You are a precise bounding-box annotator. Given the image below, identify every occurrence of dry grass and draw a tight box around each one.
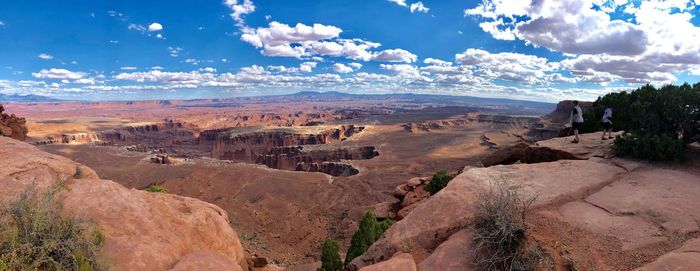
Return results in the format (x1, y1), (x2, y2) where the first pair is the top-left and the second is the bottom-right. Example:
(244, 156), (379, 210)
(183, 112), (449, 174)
(472, 180), (541, 271)
(0, 184), (108, 271)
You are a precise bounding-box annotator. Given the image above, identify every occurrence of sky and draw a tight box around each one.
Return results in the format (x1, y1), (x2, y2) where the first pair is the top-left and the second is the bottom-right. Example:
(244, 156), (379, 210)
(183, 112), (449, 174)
(1, 0), (700, 102)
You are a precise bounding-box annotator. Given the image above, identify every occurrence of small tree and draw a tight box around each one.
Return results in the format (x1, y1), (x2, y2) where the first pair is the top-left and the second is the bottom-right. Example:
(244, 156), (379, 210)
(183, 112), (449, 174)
(425, 170), (454, 195)
(317, 239), (342, 271)
(344, 211), (391, 266)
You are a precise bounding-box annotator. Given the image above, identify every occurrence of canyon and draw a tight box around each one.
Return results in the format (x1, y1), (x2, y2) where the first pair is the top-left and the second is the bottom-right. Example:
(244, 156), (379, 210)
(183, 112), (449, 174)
(2, 92), (697, 270)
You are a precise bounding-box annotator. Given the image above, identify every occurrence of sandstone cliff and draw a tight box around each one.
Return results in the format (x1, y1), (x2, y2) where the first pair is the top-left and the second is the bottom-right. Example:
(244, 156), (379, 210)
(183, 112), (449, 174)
(347, 132), (700, 270)
(0, 137), (247, 271)
(0, 104), (28, 140)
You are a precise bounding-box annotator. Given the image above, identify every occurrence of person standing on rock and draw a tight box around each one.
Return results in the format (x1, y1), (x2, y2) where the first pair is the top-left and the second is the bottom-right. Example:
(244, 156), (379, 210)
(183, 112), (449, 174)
(601, 106), (613, 140)
(570, 101), (584, 143)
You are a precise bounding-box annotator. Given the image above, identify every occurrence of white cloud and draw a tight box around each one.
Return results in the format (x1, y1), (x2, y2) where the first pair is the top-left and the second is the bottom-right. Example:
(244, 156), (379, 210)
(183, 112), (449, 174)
(423, 58), (452, 66)
(38, 54), (54, 60)
(332, 63), (354, 73)
(349, 62), (363, 69)
(455, 48), (564, 85)
(167, 46), (183, 57)
(223, 0), (256, 27)
(268, 62), (317, 73)
(200, 67), (217, 73)
(388, 0), (407, 7)
(241, 21), (342, 49)
(372, 49), (417, 63)
(128, 23), (147, 33)
(120, 66), (138, 70)
(148, 22), (163, 32)
(465, 0), (647, 55)
(410, 2), (430, 13)
(32, 68), (86, 80)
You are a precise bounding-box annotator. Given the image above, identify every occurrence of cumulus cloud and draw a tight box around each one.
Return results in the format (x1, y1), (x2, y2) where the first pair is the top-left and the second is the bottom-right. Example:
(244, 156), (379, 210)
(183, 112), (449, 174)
(332, 63), (354, 73)
(268, 62), (318, 73)
(410, 2), (429, 13)
(38, 53), (54, 60)
(465, 0), (647, 56)
(148, 22), (163, 32)
(32, 68), (86, 80)
(465, 0), (700, 84)
(349, 62), (363, 69)
(372, 49), (418, 63)
(239, 21), (417, 62)
(455, 48), (565, 85)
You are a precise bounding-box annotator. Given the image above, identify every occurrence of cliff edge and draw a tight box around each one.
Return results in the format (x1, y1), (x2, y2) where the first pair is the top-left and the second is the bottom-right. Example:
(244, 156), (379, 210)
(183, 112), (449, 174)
(348, 132), (700, 270)
(0, 136), (247, 271)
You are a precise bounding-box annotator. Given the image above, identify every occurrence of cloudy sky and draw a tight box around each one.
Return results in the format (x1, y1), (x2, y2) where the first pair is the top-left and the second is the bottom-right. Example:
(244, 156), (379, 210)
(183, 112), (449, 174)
(1, 0), (699, 102)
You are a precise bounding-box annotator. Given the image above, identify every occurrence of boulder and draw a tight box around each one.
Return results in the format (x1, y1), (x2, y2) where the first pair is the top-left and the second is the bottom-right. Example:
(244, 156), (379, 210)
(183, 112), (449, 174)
(535, 131), (620, 160)
(0, 137), (247, 271)
(349, 172), (485, 269)
(417, 230), (474, 271)
(358, 253), (417, 271)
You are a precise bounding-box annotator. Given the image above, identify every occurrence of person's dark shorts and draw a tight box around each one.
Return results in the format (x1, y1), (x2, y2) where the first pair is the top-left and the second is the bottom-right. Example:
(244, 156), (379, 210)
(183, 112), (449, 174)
(601, 122), (612, 130)
(572, 122), (583, 130)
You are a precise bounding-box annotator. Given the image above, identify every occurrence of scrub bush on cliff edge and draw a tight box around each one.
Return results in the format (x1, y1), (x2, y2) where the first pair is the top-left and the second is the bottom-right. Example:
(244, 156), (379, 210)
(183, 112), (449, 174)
(0, 184), (108, 271)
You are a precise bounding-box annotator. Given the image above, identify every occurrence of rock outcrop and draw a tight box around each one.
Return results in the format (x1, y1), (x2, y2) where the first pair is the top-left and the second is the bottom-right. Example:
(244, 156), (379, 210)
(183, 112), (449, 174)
(349, 132), (700, 270)
(0, 137), (247, 271)
(0, 104), (28, 140)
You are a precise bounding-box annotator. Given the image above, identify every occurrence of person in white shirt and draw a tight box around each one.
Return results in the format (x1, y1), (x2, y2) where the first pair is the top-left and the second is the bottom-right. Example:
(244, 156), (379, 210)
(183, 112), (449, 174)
(570, 101), (584, 143)
(601, 107), (613, 140)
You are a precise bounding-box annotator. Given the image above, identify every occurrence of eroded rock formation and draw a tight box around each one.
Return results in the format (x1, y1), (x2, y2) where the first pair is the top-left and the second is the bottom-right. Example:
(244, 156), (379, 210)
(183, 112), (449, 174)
(0, 104), (28, 140)
(0, 137), (248, 270)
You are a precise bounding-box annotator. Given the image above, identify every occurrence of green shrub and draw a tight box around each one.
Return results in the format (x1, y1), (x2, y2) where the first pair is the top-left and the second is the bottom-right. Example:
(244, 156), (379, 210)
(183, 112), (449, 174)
(344, 211), (392, 266)
(581, 83), (700, 161)
(614, 133), (686, 161)
(0, 185), (108, 270)
(472, 181), (539, 271)
(317, 239), (342, 271)
(425, 170), (454, 195)
(145, 185), (168, 193)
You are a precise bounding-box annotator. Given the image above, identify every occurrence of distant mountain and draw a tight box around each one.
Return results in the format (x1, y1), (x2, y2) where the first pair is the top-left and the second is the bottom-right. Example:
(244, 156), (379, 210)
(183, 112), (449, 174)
(0, 94), (61, 102)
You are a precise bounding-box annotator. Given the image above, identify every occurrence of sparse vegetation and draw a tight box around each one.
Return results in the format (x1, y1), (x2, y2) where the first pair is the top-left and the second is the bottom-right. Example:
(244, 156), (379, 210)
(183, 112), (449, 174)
(343, 210), (391, 266)
(425, 170), (454, 195)
(145, 184), (168, 193)
(0, 185), (107, 270)
(581, 83), (700, 161)
(317, 239), (342, 271)
(472, 181), (540, 271)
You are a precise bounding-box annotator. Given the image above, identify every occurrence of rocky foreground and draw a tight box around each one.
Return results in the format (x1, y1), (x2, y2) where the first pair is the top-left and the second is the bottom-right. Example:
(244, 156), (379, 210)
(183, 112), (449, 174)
(2, 127), (699, 270)
(0, 136), (247, 271)
(345, 132), (700, 270)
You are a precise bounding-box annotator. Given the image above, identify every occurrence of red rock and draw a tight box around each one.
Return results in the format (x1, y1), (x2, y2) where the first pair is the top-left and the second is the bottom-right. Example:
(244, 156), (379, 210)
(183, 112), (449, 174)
(400, 186), (430, 208)
(394, 183), (410, 197)
(0, 137), (247, 271)
(0, 105), (28, 141)
(417, 230), (474, 271)
(359, 253), (417, 271)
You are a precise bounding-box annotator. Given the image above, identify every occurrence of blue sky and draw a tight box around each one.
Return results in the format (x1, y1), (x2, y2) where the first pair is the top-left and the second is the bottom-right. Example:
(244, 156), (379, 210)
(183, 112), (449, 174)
(1, 0), (699, 102)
